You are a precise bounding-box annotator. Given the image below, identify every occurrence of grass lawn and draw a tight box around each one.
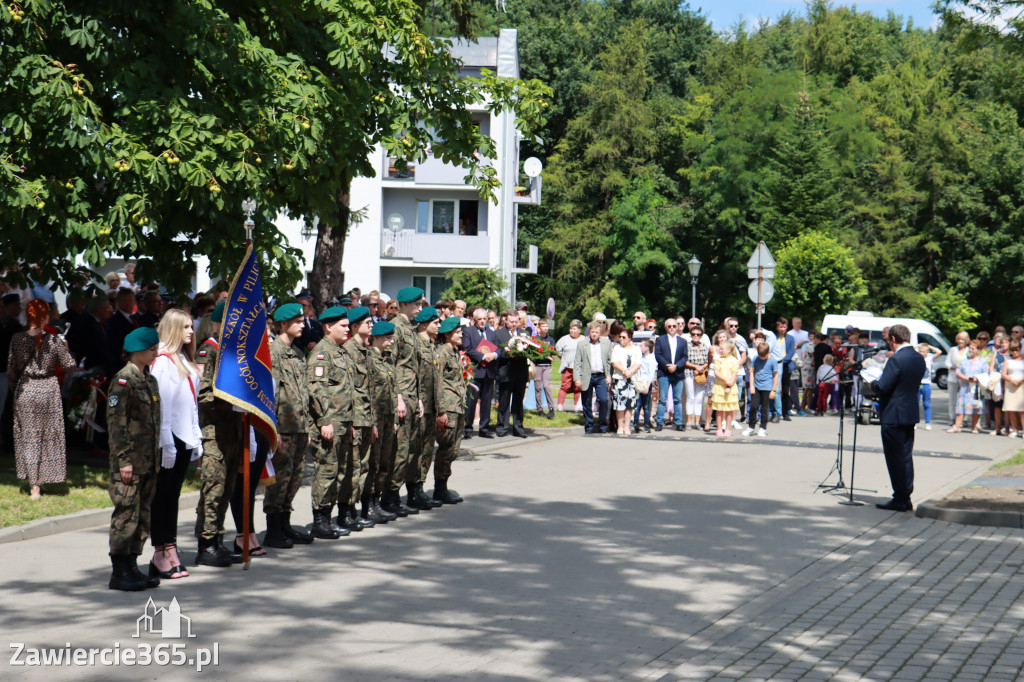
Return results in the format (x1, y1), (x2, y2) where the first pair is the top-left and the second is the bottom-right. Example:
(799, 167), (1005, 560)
(991, 448), (1024, 470)
(0, 454), (201, 528)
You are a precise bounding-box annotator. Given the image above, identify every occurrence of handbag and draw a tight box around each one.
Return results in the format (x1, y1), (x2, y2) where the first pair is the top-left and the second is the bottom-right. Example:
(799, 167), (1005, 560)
(694, 369), (708, 385)
(971, 382), (984, 411)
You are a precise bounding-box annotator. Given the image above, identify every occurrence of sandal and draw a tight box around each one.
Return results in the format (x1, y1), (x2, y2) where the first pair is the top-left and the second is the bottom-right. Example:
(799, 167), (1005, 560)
(971, 428), (980, 434)
(234, 539), (267, 557)
(945, 426), (961, 433)
(165, 543), (189, 578)
(716, 429), (724, 437)
(724, 430), (732, 437)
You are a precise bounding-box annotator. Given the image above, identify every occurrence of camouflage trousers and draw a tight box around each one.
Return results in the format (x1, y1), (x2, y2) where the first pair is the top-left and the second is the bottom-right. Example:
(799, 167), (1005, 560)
(310, 423), (350, 511)
(195, 416), (244, 541)
(262, 432), (308, 514)
(417, 411), (438, 484)
(109, 471), (156, 555)
(392, 411), (420, 492)
(372, 415), (397, 497)
(434, 413), (464, 481)
(340, 425), (372, 507)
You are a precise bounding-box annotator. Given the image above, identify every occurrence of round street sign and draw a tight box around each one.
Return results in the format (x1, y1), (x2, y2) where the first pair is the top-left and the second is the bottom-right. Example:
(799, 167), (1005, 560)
(546, 298), (556, 320)
(748, 279), (774, 304)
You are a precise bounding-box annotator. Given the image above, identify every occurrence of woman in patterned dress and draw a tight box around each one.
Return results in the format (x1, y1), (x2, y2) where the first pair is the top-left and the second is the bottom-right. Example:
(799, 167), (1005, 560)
(6, 299), (77, 499)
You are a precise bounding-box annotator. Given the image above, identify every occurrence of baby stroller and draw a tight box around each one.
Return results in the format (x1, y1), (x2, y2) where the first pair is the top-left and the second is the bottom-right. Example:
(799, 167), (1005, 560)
(857, 375), (881, 425)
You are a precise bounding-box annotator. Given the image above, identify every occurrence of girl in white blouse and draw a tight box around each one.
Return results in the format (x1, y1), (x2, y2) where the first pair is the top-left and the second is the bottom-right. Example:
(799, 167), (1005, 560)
(149, 309), (202, 580)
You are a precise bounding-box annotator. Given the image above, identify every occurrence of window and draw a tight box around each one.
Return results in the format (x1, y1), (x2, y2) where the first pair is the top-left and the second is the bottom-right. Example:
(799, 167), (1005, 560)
(412, 276), (427, 293)
(416, 201), (429, 234)
(430, 277), (452, 302)
(459, 200), (479, 235)
(432, 201), (455, 233)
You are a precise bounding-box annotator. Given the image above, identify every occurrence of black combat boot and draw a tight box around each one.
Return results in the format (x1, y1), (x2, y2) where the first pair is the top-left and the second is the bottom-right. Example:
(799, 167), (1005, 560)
(337, 506), (363, 532)
(407, 483), (434, 511)
(129, 555), (161, 588)
(195, 536), (234, 567)
(262, 513), (294, 549)
(381, 489), (414, 516)
(282, 512), (314, 544)
(109, 555), (147, 591)
(362, 495), (388, 524)
(433, 479), (464, 505)
(417, 482), (442, 508)
(311, 509), (346, 539)
(373, 493), (397, 522)
(350, 504), (375, 529)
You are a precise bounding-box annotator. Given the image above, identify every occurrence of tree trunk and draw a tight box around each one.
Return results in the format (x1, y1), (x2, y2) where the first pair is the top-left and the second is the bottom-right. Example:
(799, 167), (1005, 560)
(309, 182), (351, 314)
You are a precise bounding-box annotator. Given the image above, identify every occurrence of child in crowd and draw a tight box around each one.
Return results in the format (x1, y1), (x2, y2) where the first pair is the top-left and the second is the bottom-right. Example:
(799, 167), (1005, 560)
(917, 342), (943, 431)
(744, 342), (778, 437)
(816, 354), (839, 415)
(632, 338), (657, 433)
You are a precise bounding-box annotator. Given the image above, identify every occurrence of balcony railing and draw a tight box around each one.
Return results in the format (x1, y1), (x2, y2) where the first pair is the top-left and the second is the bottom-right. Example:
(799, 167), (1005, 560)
(380, 230), (414, 259)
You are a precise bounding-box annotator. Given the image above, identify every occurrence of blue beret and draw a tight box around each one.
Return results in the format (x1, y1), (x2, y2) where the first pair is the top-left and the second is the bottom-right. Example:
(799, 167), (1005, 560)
(211, 300), (226, 323)
(124, 327), (159, 353)
(396, 286), (424, 304)
(272, 302), (304, 322)
(412, 307), (439, 324)
(438, 317), (461, 335)
(371, 321), (395, 337)
(348, 306), (371, 325)
(319, 306), (348, 324)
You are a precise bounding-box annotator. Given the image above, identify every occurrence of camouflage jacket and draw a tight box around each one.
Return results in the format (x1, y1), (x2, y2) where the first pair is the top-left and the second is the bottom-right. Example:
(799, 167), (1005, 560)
(196, 338), (238, 431)
(307, 337), (353, 428)
(438, 344), (466, 415)
(392, 315), (420, 404)
(271, 337), (311, 434)
(342, 336), (376, 427)
(369, 346), (397, 419)
(416, 333), (443, 414)
(106, 362), (160, 474)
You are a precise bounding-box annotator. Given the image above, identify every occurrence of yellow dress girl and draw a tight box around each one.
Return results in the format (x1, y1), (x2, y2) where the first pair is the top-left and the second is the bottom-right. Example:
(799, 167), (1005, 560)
(711, 339), (740, 436)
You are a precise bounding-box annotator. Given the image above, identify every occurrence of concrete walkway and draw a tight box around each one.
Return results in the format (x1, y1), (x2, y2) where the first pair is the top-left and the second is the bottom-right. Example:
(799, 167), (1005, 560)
(1, 404), (1022, 680)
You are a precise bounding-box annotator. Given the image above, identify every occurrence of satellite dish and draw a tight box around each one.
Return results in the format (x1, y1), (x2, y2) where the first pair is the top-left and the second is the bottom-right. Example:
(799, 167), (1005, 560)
(386, 213), (405, 232)
(523, 157), (543, 178)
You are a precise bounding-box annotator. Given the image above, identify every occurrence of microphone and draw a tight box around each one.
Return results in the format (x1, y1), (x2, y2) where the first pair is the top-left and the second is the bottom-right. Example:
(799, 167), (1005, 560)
(840, 343), (868, 348)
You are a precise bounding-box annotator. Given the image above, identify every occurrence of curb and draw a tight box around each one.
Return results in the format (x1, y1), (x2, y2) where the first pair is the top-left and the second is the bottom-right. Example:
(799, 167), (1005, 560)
(915, 503), (1024, 529)
(0, 491), (201, 545)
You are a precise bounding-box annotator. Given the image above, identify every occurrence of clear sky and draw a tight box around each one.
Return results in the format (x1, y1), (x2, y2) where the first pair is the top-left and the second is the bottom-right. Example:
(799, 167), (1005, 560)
(695, 0), (941, 31)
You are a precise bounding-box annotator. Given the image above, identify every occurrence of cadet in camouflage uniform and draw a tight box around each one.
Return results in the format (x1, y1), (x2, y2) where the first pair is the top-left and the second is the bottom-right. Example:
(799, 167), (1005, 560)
(368, 321), (399, 521)
(434, 316), (466, 504)
(262, 302), (314, 549)
(106, 327), (162, 591)
(381, 286), (424, 516)
(194, 300), (244, 567)
(306, 307), (354, 539)
(338, 306), (377, 532)
(410, 307), (443, 510)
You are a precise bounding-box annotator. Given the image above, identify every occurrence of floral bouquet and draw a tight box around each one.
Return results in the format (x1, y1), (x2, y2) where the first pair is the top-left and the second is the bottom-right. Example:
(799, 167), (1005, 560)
(458, 350), (478, 395)
(504, 334), (559, 362)
(64, 367), (108, 443)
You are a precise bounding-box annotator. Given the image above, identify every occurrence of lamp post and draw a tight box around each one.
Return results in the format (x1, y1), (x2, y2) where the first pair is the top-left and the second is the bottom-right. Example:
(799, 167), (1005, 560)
(687, 256), (701, 321)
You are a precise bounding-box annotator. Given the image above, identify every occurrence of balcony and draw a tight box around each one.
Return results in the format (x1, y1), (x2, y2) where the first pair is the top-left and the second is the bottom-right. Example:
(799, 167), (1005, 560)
(384, 153), (488, 187)
(380, 230), (490, 266)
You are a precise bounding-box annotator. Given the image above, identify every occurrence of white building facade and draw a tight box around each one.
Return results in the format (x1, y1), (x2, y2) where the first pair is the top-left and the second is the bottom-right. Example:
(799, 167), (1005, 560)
(276, 28), (540, 303)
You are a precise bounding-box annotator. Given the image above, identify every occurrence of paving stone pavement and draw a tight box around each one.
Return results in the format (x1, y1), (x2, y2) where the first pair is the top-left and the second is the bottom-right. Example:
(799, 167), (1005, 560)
(2, 402), (1023, 681)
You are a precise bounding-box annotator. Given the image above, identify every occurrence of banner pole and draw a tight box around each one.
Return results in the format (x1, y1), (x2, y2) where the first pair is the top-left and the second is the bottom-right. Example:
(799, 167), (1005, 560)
(241, 199), (255, 570)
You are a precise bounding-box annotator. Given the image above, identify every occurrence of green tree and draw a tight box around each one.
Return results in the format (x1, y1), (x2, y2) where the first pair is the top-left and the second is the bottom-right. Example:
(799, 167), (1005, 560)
(908, 284), (980, 337)
(773, 231), (867, 322)
(0, 0), (548, 306)
(442, 267), (507, 313)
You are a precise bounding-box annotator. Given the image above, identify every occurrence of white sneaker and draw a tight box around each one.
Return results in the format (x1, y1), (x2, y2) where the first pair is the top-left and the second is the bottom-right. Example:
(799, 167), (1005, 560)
(742, 427), (753, 437)
(732, 419), (741, 429)
(924, 424), (932, 431)
(757, 428), (767, 437)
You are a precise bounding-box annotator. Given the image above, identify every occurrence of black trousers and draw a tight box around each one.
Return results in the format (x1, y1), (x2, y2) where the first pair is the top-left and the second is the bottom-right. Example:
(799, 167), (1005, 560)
(230, 432), (270, 535)
(496, 380), (525, 435)
(881, 423), (915, 503)
(465, 377), (494, 434)
(748, 389), (771, 430)
(780, 367), (792, 416)
(151, 435), (194, 546)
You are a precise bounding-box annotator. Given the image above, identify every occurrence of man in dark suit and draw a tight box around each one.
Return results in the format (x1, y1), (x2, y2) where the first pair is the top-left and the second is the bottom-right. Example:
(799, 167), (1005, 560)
(132, 289), (163, 328)
(77, 295), (117, 375)
(296, 294), (323, 352)
(494, 309), (529, 438)
(462, 308), (499, 438)
(869, 323), (927, 511)
(654, 318), (688, 431)
(106, 287), (139, 363)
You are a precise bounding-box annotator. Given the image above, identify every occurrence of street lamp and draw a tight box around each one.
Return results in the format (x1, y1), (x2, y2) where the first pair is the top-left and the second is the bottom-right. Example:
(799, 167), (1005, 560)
(687, 256), (701, 320)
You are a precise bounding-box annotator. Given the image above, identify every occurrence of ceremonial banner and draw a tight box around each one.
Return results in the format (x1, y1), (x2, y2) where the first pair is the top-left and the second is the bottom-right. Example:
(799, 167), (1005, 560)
(213, 244), (278, 444)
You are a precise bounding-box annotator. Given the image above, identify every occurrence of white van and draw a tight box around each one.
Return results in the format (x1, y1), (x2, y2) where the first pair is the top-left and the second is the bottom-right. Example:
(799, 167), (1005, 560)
(820, 311), (953, 389)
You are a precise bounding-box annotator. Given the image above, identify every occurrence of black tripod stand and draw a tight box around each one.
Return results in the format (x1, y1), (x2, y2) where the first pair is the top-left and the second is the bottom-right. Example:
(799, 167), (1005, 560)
(816, 354), (879, 505)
